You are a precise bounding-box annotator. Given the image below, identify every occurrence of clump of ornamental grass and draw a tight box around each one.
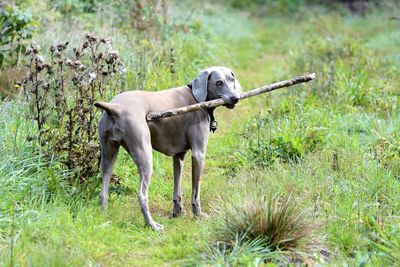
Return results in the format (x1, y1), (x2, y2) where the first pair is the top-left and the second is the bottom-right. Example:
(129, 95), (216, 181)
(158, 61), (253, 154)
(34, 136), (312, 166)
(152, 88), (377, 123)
(18, 34), (125, 184)
(211, 194), (321, 263)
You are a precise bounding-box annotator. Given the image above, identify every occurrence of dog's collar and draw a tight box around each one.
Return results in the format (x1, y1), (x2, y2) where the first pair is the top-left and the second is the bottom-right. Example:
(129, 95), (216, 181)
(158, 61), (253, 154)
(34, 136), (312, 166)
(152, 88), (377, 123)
(187, 84), (217, 133)
(207, 108), (217, 133)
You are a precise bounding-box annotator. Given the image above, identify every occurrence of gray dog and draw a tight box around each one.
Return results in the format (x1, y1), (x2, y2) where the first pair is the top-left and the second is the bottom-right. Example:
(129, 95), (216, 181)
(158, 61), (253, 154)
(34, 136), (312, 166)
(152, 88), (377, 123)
(95, 66), (242, 231)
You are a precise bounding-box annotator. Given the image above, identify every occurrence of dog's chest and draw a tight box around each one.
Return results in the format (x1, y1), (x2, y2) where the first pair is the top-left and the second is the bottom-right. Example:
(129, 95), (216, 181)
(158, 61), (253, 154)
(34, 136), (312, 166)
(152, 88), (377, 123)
(147, 111), (209, 156)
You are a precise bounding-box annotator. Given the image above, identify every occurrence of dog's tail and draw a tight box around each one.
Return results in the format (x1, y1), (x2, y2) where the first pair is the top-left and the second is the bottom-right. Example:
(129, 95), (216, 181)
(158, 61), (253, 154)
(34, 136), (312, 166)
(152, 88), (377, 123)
(94, 101), (121, 117)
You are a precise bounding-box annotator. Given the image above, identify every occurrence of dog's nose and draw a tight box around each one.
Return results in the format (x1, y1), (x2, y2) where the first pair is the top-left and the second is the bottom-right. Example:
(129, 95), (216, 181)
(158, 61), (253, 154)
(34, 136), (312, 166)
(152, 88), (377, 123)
(231, 96), (239, 104)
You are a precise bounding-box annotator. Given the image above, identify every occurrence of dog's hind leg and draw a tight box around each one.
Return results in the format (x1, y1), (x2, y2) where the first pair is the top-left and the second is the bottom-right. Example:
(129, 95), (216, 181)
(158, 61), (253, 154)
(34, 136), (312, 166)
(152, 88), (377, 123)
(123, 121), (163, 231)
(99, 138), (120, 210)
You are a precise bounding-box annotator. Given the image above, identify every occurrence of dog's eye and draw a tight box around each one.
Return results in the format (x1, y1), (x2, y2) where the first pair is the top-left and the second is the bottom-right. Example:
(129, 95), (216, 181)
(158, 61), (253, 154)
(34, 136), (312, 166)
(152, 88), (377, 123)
(216, 81), (223, 86)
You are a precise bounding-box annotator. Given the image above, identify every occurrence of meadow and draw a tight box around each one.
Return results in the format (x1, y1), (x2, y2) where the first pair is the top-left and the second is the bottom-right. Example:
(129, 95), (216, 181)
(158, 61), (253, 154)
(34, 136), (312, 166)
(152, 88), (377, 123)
(1, 1), (400, 266)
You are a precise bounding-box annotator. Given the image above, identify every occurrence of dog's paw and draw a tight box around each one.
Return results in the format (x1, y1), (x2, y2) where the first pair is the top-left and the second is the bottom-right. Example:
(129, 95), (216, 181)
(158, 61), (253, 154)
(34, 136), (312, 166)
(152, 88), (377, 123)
(148, 221), (164, 232)
(171, 206), (186, 218)
(196, 212), (209, 219)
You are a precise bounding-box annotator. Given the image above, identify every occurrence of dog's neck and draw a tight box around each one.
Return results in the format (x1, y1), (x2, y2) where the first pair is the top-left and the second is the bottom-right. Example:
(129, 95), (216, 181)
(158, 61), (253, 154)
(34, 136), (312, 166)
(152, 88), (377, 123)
(186, 84), (217, 133)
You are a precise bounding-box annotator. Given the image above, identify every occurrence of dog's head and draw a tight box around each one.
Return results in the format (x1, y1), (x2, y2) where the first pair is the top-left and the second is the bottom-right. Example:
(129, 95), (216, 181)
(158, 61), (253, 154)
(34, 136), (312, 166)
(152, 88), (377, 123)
(189, 66), (242, 109)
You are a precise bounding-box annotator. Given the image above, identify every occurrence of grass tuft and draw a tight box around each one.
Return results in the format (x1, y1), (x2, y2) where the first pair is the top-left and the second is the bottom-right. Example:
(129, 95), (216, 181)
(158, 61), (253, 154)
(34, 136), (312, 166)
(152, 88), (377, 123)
(214, 194), (319, 252)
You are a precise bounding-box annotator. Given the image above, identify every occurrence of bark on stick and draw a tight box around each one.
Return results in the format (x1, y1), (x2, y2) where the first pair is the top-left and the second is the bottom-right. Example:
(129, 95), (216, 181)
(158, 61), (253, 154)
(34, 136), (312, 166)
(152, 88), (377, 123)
(146, 73), (316, 121)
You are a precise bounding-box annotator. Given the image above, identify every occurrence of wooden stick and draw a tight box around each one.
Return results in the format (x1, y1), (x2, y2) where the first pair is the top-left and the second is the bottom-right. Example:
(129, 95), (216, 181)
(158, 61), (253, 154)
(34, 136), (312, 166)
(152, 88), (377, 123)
(146, 73), (316, 121)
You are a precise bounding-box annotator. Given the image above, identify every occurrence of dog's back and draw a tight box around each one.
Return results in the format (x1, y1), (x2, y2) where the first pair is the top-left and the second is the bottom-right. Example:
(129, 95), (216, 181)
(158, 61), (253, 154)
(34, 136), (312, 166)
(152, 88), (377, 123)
(96, 86), (210, 156)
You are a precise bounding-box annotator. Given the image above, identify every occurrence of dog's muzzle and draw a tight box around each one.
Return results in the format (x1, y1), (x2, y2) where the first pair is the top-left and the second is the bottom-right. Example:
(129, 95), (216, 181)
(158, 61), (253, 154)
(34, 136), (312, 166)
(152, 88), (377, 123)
(221, 95), (239, 109)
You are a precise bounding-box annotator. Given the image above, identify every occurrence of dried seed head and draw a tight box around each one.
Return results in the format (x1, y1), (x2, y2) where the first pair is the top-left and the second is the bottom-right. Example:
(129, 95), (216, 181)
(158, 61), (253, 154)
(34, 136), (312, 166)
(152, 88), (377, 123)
(64, 58), (73, 67)
(82, 41), (90, 49)
(25, 48), (33, 56)
(72, 60), (82, 67)
(73, 47), (81, 58)
(30, 41), (41, 54)
(36, 64), (45, 72)
(77, 63), (86, 72)
(53, 50), (62, 58)
(117, 62), (126, 74)
(56, 41), (69, 52)
(72, 74), (84, 86)
(36, 55), (44, 64)
(100, 37), (112, 44)
(88, 72), (97, 83)
(106, 50), (118, 64)
(85, 33), (97, 43)
(49, 44), (56, 53)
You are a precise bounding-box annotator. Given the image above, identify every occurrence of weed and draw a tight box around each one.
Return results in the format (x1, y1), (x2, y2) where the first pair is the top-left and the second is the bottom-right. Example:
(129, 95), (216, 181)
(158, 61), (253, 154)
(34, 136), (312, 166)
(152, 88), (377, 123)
(19, 34), (125, 180)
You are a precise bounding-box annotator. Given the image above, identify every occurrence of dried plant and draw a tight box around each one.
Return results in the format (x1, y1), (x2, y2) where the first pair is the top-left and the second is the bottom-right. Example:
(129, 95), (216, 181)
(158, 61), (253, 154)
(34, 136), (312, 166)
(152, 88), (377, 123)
(19, 34), (126, 180)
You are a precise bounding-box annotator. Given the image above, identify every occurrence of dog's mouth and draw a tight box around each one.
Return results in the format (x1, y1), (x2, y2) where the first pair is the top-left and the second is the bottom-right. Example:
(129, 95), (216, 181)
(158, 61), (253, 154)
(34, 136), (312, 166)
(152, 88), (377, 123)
(220, 96), (237, 109)
(225, 103), (236, 109)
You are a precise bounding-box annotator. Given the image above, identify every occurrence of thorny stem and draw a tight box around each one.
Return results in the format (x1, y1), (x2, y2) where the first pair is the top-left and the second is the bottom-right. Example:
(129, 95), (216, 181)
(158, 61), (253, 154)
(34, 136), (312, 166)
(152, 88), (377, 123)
(68, 108), (73, 154)
(33, 60), (42, 142)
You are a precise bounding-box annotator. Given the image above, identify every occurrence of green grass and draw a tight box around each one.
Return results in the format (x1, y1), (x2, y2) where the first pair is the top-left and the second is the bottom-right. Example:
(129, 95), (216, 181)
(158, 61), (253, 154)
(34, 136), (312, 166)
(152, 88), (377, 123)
(1, 1), (400, 266)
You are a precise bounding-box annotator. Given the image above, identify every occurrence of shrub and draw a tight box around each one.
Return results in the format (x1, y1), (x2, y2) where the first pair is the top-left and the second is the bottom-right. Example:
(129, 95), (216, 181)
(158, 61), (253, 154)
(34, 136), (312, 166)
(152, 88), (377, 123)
(19, 34), (125, 181)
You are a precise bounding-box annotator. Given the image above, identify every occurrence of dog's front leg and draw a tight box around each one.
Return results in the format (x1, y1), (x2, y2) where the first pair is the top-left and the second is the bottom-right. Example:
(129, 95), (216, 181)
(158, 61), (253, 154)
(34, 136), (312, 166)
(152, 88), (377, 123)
(191, 150), (205, 217)
(172, 152), (187, 217)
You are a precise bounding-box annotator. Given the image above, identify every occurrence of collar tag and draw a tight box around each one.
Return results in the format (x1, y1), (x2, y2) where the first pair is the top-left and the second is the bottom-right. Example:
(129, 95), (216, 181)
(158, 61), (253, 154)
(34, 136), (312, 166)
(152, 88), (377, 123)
(210, 120), (218, 133)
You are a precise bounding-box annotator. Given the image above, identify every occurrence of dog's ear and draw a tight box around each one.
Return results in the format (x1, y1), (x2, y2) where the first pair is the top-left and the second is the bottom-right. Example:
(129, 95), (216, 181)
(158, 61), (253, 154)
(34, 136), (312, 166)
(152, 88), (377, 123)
(231, 71), (243, 94)
(190, 70), (210, 103)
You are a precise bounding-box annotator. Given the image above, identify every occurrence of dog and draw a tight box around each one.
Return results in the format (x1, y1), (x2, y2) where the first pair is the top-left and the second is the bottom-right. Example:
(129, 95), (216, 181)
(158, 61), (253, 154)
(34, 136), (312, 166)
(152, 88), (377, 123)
(94, 66), (242, 231)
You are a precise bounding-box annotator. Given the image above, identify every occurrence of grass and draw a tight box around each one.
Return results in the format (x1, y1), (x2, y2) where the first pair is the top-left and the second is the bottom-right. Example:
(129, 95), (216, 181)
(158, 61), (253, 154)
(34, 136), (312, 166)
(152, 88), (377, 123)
(1, 1), (400, 266)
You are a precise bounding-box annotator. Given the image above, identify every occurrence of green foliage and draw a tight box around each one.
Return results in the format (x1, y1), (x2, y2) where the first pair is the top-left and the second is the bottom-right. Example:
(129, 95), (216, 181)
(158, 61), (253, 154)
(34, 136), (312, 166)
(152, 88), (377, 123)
(49, 0), (101, 14)
(238, 109), (325, 167)
(0, 4), (35, 68)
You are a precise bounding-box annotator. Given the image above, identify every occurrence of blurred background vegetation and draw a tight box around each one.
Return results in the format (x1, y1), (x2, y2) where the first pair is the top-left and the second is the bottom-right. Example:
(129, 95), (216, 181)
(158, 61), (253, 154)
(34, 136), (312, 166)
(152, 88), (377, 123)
(1, 0), (400, 266)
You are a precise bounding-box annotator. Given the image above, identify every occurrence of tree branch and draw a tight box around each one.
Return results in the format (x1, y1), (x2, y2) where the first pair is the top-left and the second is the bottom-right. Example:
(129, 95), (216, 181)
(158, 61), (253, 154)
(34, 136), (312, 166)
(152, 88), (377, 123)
(146, 73), (316, 121)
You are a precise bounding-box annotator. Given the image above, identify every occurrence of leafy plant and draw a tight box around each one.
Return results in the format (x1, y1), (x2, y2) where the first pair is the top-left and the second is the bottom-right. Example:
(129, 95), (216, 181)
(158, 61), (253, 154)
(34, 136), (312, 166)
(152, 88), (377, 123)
(19, 34), (126, 180)
(0, 4), (35, 68)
